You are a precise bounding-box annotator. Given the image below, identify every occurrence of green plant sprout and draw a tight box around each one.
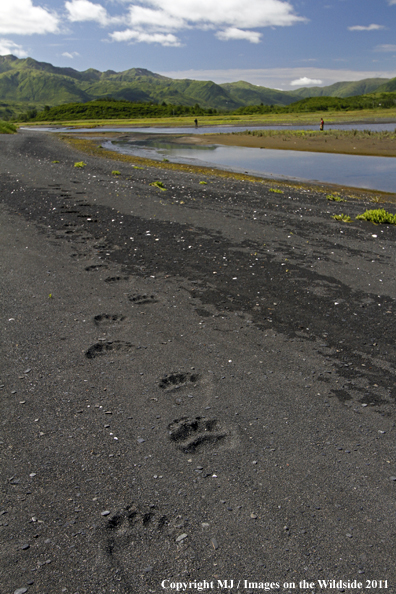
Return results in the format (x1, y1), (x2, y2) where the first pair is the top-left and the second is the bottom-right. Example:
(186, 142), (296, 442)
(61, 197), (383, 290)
(332, 214), (352, 222)
(269, 188), (284, 194)
(149, 181), (167, 191)
(112, 170), (121, 175)
(51, 160), (60, 163)
(74, 161), (86, 168)
(327, 194), (346, 202)
(199, 181), (207, 184)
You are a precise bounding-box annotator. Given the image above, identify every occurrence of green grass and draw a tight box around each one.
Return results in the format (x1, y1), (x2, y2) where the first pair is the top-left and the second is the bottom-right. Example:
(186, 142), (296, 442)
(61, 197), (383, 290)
(0, 121), (17, 134)
(111, 170), (121, 175)
(332, 214), (352, 222)
(356, 208), (396, 224)
(269, 188), (284, 194)
(74, 161), (87, 168)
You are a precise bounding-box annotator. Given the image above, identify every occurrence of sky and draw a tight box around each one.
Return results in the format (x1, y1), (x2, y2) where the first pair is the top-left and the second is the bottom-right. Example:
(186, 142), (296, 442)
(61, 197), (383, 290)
(1, 0), (396, 90)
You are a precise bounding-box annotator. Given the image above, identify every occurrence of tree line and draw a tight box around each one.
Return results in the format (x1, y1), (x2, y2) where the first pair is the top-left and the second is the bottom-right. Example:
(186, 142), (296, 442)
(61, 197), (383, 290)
(14, 91), (396, 122)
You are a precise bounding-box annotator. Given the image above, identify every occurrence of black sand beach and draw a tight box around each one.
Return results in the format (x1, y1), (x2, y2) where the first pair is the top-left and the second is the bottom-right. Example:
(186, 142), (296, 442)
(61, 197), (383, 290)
(1, 129), (396, 594)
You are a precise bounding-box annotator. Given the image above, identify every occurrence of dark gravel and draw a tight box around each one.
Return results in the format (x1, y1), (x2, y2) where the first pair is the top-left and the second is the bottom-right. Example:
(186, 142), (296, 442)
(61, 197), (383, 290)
(1, 129), (395, 593)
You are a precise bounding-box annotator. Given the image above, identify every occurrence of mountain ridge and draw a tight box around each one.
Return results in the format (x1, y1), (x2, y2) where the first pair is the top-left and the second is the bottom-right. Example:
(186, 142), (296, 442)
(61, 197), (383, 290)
(0, 55), (393, 118)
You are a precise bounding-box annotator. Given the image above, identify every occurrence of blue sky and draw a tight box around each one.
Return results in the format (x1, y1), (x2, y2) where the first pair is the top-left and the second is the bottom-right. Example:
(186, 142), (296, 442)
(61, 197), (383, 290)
(1, 0), (396, 89)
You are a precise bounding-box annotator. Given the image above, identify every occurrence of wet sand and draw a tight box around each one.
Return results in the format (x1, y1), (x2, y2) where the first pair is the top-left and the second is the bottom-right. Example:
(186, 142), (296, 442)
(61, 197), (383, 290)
(193, 131), (396, 157)
(1, 129), (396, 593)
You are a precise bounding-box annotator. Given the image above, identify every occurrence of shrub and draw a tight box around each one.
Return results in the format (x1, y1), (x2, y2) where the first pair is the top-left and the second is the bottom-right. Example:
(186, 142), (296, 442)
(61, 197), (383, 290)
(0, 121), (17, 134)
(356, 209), (396, 225)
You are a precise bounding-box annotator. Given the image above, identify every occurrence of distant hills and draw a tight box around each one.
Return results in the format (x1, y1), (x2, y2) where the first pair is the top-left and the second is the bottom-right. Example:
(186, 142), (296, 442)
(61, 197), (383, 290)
(0, 54), (395, 120)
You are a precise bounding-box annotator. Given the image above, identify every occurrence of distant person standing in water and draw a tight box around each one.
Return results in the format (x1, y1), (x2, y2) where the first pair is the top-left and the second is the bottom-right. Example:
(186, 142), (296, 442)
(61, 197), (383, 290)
(194, 119), (198, 128)
(320, 118), (324, 131)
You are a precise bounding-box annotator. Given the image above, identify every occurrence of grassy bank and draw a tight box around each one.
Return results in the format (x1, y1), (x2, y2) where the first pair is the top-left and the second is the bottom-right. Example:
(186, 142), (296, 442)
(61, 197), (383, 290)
(21, 107), (396, 130)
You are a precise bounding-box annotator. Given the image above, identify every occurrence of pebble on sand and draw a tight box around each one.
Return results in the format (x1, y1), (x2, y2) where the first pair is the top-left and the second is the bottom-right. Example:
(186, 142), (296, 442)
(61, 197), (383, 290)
(211, 537), (219, 550)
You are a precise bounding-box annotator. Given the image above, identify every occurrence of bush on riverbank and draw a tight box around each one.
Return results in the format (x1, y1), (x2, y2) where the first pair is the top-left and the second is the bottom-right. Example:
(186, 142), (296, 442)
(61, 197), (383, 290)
(0, 121), (17, 133)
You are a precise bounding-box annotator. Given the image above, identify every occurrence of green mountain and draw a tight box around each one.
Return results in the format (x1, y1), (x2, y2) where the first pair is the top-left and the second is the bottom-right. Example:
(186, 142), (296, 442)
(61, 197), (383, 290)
(0, 55), (241, 111)
(288, 78), (389, 99)
(374, 77), (396, 93)
(0, 55), (392, 119)
(220, 81), (297, 106)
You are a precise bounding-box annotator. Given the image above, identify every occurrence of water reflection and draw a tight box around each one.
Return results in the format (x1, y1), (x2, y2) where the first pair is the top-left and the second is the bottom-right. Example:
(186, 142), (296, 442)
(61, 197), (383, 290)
(105, 137), (396, 192)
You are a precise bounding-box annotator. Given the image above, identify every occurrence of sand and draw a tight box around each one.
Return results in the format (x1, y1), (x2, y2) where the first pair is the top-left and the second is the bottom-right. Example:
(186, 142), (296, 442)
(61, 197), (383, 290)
(1, 129), (396, 593)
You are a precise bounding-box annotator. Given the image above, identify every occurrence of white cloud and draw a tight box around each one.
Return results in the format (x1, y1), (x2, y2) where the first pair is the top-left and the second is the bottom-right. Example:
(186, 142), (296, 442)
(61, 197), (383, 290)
(109, 0), (306, 46)
(143, 0), (305, 28)
(348, 24), (385, 31)
(216, 28), (261, 43)
(0, 38), (28, 57)
(387, 0), (396, 4)
(62, 51), (80, 58)
(290, 76), (323, 86)
(127, 6), (185, 30)
(0, 0), (59, 35)
(110, 29), (181, 46)
(375, 44), (396, 52)
(65, 0), (110, 25)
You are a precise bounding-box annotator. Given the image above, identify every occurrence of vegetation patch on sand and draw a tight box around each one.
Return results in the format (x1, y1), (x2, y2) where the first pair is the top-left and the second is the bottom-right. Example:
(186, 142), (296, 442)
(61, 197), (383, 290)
(0, 121), (17, 134)
(356, 208), (396, 224)
(332, 214), (353, 222)
(149, 181), (167, 190)
(327, 194), (346, 202)
(331, 208), (396, 224)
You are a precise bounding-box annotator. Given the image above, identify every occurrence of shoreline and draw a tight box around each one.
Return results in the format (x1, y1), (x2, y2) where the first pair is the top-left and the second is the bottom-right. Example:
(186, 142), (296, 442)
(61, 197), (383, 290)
(60, 133), (396, 202)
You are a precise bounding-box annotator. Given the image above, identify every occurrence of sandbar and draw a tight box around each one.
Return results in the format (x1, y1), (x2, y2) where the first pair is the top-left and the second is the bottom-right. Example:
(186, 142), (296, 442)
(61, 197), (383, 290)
(192, 130), (396, 157)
